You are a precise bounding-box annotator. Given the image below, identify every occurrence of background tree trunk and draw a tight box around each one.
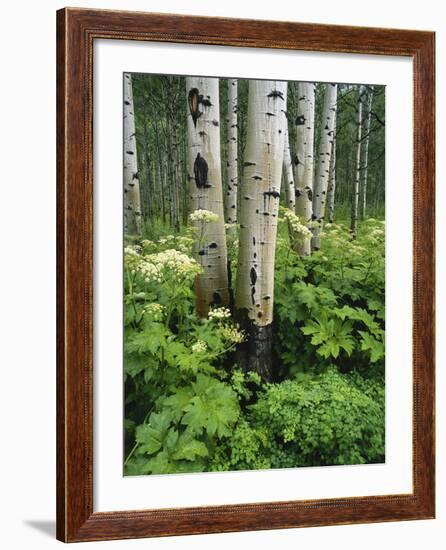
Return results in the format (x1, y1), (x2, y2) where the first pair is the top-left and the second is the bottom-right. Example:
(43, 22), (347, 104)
(327, 119), (337, 223)
(361, 86), (374, 220)
(294, 82), (316, 256)
(123, 73), (142, 235)
(235, 80), (287, 381)
(351, 87), (363, 237)
(186, 77), (230, 317)
(225, 79), (238, 231)
(312, 83), (338, 250)
(283, 119), (295, 211)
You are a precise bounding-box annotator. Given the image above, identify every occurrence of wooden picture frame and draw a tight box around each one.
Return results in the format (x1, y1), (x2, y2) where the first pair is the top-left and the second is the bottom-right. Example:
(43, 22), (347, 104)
(56, 7), (435, 542)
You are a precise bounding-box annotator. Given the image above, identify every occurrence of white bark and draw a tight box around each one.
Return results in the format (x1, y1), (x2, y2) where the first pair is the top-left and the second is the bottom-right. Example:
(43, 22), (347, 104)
(294, 82), (316, 256)
(186, 77), (229, 316)
(351, 86), (363, 237)
(235, 80), (287, 328)
(327, 115), (337, 224)
(225, 79), (238, 228)
(312, 83), (338, 250)
(361, 87), (374, 220)
(283, 120), (295, 211)
(123, 73), (142, 234)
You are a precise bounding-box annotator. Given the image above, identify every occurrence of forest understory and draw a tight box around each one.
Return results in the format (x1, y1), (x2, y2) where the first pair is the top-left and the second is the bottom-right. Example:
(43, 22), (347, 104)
(124, 214), (385, 474)
(123, 75), (385, 475)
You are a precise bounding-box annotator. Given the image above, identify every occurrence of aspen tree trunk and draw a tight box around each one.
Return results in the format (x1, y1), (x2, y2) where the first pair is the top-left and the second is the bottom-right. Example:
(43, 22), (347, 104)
(141, 87), (152, 220)
(327, 119), (337, 223)
(123, 73), (142, 235)
(225, 79), (238, 231)
(163, 160), (168, 224)
(186, 77), (229, 317)
(154, 117), (166, 224)
(235, 80), (287, 381)
(294, 82), (316, 256)
(167, 128), (175, 229)
(312, 83), (338, 250)
(351, 86), (363, 237)
(283, 120), (295, 211)
(361, 87), (374, 220)
(172, 119), (180, 231)
(182, 138), (189, 225)
(174, 125), (182, 230)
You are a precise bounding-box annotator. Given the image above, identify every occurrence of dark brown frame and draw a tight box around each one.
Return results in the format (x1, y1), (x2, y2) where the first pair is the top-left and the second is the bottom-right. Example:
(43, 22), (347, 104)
(56, 7), (435, 542)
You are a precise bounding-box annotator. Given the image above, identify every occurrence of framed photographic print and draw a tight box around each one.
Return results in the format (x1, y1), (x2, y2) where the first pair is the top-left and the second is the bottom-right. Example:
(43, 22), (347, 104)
(56, 7), (435, 542)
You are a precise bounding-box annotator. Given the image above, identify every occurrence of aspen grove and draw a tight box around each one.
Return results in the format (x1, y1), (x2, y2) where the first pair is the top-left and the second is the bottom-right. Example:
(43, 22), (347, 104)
(124, 74), (386, 476)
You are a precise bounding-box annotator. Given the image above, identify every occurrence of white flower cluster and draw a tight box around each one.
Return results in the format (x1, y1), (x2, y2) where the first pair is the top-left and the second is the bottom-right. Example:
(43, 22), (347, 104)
(124, 245), (140, 256)
(155, 235), (194, 253)
(153, 248), (199, 270)
(138, 259), (163, 283)
(220, 325), (246, 344)
(125, 247), (201, 284)
(189, 209), (219, 223)
(208, 307), (231, 321)
(282, 210), (313, 239)
(143, 302), (165, 321)
(176, 238), (194, 253)
(191, 340), (207, 353)
(146, 249), (201, 283)
(124, 245), (143, 271)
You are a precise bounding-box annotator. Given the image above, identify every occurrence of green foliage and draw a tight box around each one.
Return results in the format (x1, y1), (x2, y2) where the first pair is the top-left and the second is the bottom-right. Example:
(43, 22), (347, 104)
(274, 218), (385, 376)
(301, 315), (355, 359)
(212, 368), (384, 470)
(123, 240), (246, 475)
(124, 219), (385, 475)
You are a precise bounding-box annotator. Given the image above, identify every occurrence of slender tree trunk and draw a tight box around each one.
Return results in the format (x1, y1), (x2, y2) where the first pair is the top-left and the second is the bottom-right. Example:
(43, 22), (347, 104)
(327, 118), (337, 224)
(163, 159), (168, 225)
(312, 83), (338, 250)
(123, 73), (142, 234)
(283, 119), (295, 211)
(294, 82), (316, 256)
(174, 129), (182, 231)
(351, 86), (363, 237)
(152, 161), (158, 219)
(167, 126), (175, 229)
(186, 77), (229, 317)
(235, 80), (287, 381)
(182, 137), (189, 225)
(361, 87), (374, 220)
(153, 117), (166, 224)
(225, 79), (238, 231)
(171, 119), (181, 232)
(141, 88), (152, 220)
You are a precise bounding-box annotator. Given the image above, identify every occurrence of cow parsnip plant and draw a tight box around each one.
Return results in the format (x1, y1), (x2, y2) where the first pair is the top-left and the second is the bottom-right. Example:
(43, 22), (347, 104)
(124, 218), (385, 475)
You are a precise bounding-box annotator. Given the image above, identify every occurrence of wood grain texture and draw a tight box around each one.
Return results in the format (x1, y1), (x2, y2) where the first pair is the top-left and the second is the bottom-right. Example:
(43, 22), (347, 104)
(56, 7), (435, 542)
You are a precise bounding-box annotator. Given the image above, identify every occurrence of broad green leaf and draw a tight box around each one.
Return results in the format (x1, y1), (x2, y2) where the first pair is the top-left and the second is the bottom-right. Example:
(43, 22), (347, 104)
(358, 331), (385, 362)
(163, 387), (194, 421)
(181, 376), (240, 438)
(171, 432), (209, 461)
(135, 411), (172, 455)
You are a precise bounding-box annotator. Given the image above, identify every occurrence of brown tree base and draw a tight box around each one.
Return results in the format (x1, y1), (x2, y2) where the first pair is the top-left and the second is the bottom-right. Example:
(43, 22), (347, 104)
(236, 310), (274, 382)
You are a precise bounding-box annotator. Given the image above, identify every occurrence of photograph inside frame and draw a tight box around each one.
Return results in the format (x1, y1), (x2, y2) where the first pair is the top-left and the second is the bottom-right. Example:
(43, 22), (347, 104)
(123, 73), (386, 476)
